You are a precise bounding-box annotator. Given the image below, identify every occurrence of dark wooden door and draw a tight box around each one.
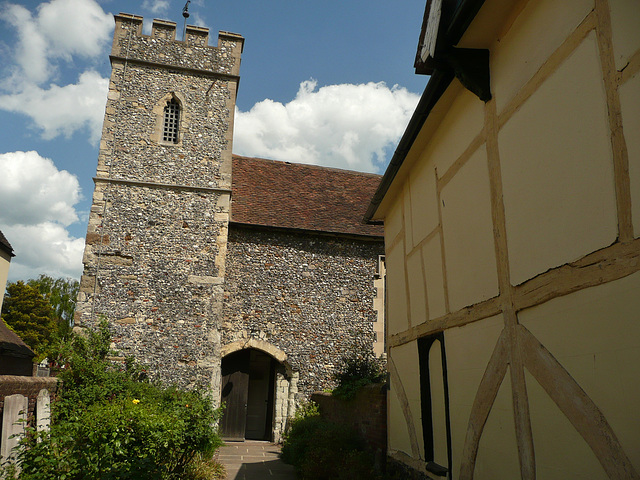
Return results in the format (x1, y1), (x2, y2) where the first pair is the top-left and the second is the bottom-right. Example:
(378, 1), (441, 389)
(220, 350), (250, 440)
(245, 351), (273, 439)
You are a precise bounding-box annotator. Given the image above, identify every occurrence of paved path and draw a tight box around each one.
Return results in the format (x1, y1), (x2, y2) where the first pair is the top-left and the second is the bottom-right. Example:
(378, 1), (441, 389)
(217, 441), (297, 480)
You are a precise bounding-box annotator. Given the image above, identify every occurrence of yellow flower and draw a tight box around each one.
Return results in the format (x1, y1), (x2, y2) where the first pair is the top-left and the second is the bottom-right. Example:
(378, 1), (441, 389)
(132, 399), (140, 404)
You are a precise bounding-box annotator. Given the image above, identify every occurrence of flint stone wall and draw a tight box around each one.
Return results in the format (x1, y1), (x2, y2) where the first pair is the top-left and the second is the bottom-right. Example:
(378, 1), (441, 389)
(77, 184), (228, 388)
(98, 64), (234, 188)
(222, 226), (384, 397)
(76, 14), (242, 392)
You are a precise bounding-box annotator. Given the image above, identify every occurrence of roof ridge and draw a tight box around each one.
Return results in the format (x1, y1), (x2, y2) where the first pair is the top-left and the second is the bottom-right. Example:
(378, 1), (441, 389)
(231, 154), (383, 178)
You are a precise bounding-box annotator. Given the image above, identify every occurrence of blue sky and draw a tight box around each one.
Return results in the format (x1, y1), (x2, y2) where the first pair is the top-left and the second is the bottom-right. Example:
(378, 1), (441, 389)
(0, 0), (428, 282)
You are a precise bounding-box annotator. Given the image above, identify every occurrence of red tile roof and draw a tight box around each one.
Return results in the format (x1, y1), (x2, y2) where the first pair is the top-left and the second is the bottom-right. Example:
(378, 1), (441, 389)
(231, 155), (384, 237)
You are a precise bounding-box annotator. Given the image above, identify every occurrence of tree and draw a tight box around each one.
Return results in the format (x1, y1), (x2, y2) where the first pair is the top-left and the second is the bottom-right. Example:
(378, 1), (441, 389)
(27, 274), (79, 323)
(1, 281), (57, 359)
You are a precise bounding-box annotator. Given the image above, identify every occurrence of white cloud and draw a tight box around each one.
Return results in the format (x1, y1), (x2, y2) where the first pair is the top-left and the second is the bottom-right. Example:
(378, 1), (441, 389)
(0, 151), (81, 226)
(2, 223), (85, 282)
(0, 0), (111, 142)
(0, 4), (50, 85)
(0, 71), (108, 143)
(0, 151), (84, 281)
(142, 0), (170, 15)
(0, 0), (112, 86)
(37, 0), (113, 60)
(233, 80), (420, 173)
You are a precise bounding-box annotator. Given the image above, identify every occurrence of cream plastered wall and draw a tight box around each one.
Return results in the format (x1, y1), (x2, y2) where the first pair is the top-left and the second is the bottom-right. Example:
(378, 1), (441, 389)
(382, 0), (640, 478)
(388, 340), (424, 460)
(519, 271), (640, 476)
(445, 315), (505, 477)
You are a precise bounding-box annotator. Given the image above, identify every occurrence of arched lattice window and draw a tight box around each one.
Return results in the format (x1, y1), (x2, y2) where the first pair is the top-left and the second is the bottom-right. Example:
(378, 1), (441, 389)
(162, 98), (180, 143)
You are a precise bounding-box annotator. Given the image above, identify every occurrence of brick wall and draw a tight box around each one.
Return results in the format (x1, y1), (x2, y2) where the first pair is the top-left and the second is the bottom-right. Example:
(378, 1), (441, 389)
(0, 376), (60, 423)
(311, 383), (387, 464)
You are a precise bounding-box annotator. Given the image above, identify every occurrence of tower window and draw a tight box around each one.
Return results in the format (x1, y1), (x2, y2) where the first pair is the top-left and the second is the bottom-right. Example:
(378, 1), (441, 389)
(163, 98), (180, 143)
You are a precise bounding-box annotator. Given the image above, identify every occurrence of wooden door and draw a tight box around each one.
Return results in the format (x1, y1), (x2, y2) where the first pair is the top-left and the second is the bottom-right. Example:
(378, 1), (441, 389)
(245, 351), (273, 439)
(220, 350), (250, 440)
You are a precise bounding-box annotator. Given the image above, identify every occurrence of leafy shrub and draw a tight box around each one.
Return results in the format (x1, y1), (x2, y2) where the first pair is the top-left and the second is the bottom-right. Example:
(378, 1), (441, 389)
(281, 402), (381, 480)
(332, 346), (386, 400)
(280, 401), (322, 466)
(6, 321), (224, 480)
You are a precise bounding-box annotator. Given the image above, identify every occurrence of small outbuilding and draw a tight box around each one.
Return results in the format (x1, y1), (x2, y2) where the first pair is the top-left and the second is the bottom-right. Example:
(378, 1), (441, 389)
(0, 229), (35, 376)
(0, 320), (35, 376)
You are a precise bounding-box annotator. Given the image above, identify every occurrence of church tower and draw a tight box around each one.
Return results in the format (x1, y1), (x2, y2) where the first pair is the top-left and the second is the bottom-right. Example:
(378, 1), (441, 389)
(76, 13), (244, 391)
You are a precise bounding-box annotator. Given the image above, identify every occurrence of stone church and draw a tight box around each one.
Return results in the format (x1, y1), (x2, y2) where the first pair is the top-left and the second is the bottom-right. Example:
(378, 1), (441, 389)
(75, 13), (384, 442)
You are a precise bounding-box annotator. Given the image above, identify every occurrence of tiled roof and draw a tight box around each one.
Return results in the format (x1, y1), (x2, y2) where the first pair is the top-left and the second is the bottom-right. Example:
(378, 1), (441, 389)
(0, 229), (14, 256)
(0, 320), (35, 358)
(231, 155), (384, 237)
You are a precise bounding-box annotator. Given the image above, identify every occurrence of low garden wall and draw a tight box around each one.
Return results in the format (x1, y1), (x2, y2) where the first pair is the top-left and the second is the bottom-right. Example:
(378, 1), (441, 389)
(0, 376), (59, 464)
(311, 382), (387, 466)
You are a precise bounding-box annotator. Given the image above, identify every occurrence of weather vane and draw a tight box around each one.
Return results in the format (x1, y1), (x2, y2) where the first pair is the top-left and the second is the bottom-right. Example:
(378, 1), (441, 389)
(182, 1), (190, 40)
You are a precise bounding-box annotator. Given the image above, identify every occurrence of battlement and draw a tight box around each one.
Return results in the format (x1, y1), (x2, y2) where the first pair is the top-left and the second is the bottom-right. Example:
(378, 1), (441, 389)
(111, 13), (244, 76)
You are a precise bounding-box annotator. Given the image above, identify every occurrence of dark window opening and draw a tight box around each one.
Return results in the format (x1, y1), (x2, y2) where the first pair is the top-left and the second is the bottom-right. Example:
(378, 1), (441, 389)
(163, 98), (180, 143)
(418, 333), (453, 478)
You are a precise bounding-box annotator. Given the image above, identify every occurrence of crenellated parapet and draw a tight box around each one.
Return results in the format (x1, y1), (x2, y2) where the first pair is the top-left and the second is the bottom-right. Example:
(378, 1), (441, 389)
(111, 13), (244, 77)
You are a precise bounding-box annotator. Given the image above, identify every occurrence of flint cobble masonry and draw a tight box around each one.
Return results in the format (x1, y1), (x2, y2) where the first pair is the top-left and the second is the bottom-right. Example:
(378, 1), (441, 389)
(76, 14), (243, 393)
(80, 185), (227, 388)
(222, 227), (384, 396)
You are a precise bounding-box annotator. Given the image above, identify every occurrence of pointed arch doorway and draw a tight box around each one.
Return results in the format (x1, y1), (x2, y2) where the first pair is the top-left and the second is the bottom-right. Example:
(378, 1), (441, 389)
(220, 348), (277, 441)
(220, 341), (297, 442)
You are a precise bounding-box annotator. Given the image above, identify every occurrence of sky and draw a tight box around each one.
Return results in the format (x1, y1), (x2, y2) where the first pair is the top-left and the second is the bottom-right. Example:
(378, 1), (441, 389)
(0, 0), (428, 282)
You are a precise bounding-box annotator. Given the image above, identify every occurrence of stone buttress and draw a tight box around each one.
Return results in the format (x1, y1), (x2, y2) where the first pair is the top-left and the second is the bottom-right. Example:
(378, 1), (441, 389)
(75, 13), (244, 393)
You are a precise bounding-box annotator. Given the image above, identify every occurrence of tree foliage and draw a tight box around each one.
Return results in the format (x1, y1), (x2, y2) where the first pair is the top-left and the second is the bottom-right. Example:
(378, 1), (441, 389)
(1, 281), (57, 359)
(27, 274), (79, 338)
(1, 275), (79, 359)
(27, 275), (78, 324)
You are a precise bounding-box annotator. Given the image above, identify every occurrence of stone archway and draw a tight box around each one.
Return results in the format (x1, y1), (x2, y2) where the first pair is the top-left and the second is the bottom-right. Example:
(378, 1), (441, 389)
(220, 341), (298, 442)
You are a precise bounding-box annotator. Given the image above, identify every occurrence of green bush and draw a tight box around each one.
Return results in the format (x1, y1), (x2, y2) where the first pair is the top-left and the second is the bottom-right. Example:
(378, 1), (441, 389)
(5, 321), (224, 480)
(281, 402), (381, 480)
(280, 402), (322, 466)
(332, 346), (386, 400)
